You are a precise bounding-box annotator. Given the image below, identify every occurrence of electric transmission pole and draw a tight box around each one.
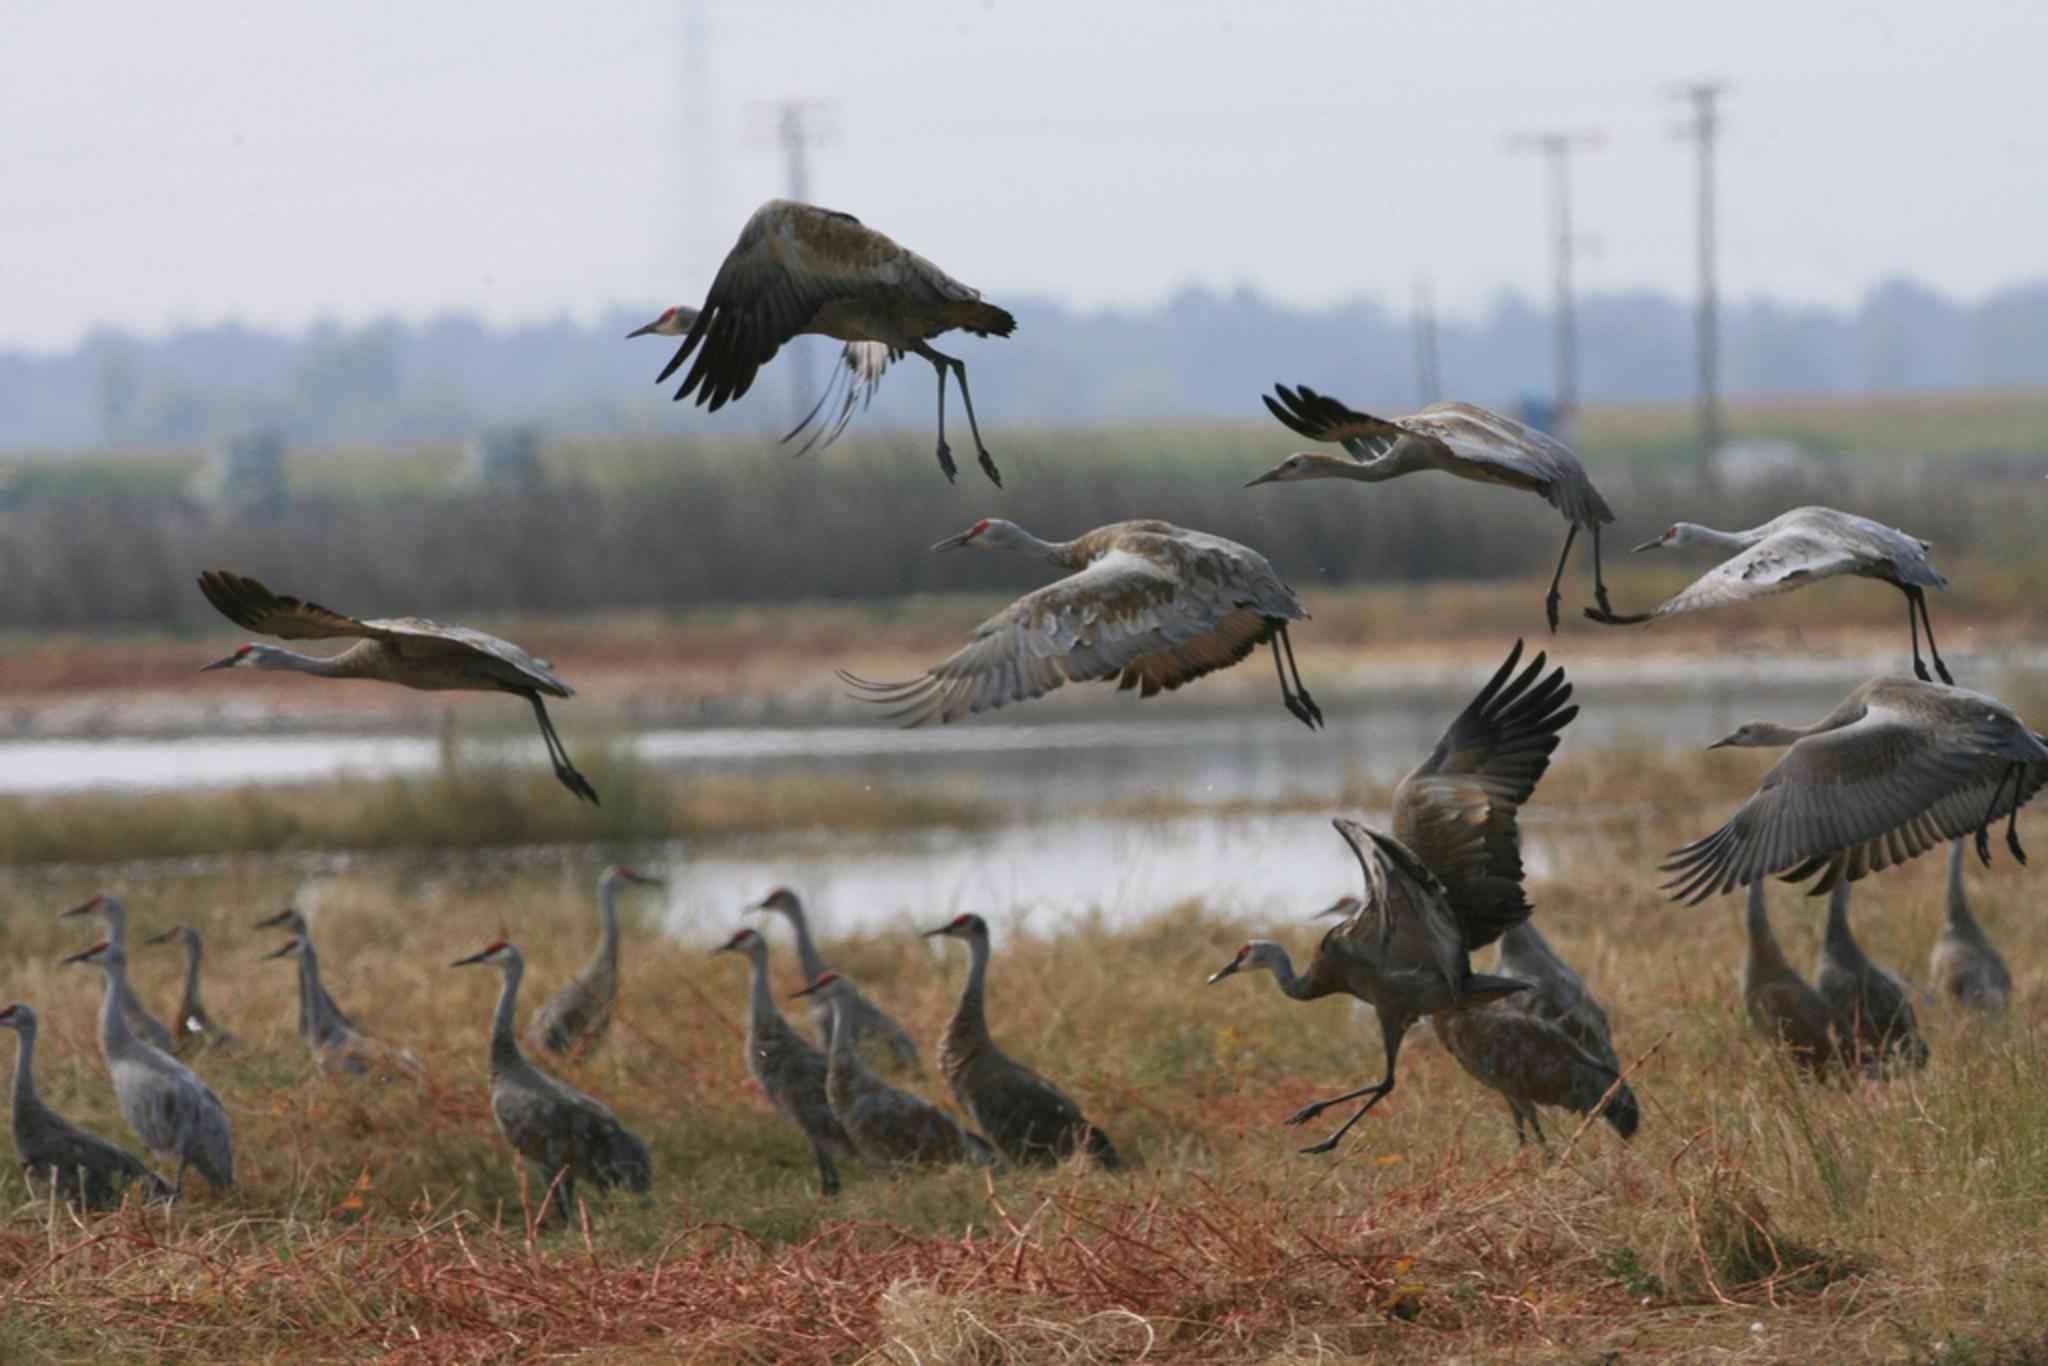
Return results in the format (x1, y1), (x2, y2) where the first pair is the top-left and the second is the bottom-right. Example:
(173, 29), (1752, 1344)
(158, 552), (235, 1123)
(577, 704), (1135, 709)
(1506, 130), (1601, 434)
(1412, 272), (1442, 406)
(1673, 81), (1727, 484)
(746, 98), (839, 427)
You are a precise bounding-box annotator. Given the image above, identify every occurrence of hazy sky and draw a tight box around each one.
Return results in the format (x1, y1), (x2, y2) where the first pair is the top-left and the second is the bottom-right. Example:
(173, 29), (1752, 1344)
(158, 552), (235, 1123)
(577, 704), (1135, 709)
(8, 0), (2048, 352)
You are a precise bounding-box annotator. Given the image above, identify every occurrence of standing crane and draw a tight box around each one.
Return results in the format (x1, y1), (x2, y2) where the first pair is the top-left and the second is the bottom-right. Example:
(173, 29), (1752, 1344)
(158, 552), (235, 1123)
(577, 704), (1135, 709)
(1586, 506), (1954, 684)
(526, 866), (665, 1058)
(1492, 922), (1622, 1075)
(196, 569), (599, 805)
(1205, 639), (1577, 1154)
(923, 914), (1120, 1170)
(712, 927), (858, 1197)
(59, 940), (232, 1196)
(747, 888), (920, 1072)
(645, 199), (1017, 485)
(1661, 678), (2048, 904)
(451, 940), (652, 1224)
(142, 926), (237, 1054)
(838, 518), (1322, 731)
(1428, 1005), (1639, 1147)
(1813, 881), (1929, 1074)
(1928, 838), (2012, 1015)
(1252, 386), (1617, 632)
(630, 305), (893, 457)
(260, 936), (421, 1082)
(1740, 881), (1843, 1077)
(0, 1003), (173, 1210)
(790, 973), (997, 1171)
(58, 895), (174, 1052)
(254, 908), (355, 1038)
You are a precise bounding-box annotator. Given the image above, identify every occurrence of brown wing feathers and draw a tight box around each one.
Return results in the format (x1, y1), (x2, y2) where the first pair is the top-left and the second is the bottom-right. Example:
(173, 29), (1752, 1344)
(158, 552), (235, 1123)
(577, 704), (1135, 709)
(196, 570), (375, 641)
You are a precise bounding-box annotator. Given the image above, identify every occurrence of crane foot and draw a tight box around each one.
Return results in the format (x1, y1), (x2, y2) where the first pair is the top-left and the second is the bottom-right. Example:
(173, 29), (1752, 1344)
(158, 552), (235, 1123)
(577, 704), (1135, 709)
(1542, 590), (1561, 635)
(1913, 659), (1932, 684)
(1975, 824), (1993, 867)
(934, 440), (959, 483)
(977, 449), (1003, 488)
(2010, 825), (2028, 866)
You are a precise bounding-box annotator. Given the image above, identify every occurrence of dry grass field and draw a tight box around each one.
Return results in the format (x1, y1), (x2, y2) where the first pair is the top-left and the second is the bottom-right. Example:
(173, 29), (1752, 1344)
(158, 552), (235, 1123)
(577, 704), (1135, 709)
(0, 744), (2042, 1363)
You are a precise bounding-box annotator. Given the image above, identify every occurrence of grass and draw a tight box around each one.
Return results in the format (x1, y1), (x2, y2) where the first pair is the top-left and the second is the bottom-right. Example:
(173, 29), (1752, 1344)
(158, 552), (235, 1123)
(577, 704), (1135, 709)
(0, 746), (2045, 1360)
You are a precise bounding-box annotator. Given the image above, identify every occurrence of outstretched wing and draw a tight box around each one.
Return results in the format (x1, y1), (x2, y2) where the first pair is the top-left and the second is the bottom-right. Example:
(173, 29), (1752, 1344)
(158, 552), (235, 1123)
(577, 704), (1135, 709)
(1662, 705), (2048, 903)
(1264, 383), (1416, 463)
(198, 570), (383, 641)
(1620, 530), (1864, 621)
(840, 549), (1268, 726)
(1393, 641), (1577, 951)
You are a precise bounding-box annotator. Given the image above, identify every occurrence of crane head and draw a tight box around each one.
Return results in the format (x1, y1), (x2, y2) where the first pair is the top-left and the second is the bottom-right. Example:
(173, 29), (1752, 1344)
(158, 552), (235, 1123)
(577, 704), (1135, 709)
(450, 939), (515, 969)
(604, 865), (665, 890)
(922, 913), (988, 940)
(143, 925), (192, 948)
(0, 1004), (29, 1030)
(1311, 895), (1361, 921)
(711, 927), (761, 956)
(60, 939), (114, 967)
(626, 305), (696, 340)
(748, 888), (801, 917)
(931, 519), (995, 552)
(254, 907), (304, 932)
(201, 643), (261, 672)
(260, 936), (303, 962)
(58, 893), (106, 921)
(1207, 940), (1289, 985)
(1633, 525), (1681, 552)
(1244, 452), (1340, 487)
(789, 970), (842, 1000)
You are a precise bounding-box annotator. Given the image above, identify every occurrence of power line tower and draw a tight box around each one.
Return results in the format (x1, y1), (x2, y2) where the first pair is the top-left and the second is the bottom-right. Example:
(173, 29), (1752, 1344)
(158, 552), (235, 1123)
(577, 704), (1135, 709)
(1672, 81), (1727, 485)
(1412, 272), (1442, 406)
(1505, 130), (1601, 434)
(746, 99), (839, 427)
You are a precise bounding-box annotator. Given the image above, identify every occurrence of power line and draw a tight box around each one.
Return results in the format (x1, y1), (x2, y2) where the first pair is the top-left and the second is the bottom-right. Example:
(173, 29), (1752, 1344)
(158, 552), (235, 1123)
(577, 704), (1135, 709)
(746, 99), (839, 428)
(1412, 272), (1442, 406)
(1505, 130), (1601, 434)
(1672, 81), (1727, 484)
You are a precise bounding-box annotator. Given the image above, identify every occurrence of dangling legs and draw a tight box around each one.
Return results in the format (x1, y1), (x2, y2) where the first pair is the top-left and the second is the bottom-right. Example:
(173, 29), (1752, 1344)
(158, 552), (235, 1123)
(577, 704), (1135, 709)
(1589, 523), (1615, 618)
(945, 354), (1001, 487)
(1976, 762), (2017, 867)
(525, 692), (601, 806)
(1543, 524), (1579, 635)
(1911, 587), (1954, 685)
(1904, 587), (1931, 683)
(910, 343), (958, 483)
(1269, 632), (1317, 730)
(1279, 625), (1323, 728)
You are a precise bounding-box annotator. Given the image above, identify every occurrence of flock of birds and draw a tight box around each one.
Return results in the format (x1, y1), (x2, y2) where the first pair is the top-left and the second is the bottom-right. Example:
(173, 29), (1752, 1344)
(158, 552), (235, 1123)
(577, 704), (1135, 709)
(4, 197), (2043, 1218)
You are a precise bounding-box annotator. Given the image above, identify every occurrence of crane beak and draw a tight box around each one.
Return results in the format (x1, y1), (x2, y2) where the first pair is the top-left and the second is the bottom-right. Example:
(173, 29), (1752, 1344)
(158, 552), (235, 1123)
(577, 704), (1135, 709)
(709, 931), (748, 955)
(59, 944), (105, 966)
(1243, 467), (1285, 488)
(260, 939), (300, 961)
(1205, 959), (1242, 984)
(920, 924), (954, 938)
(1705, 735), (1737, 750)
(254, 909), (294, 930)
(930, 530), (978, 552)
(448, 947), (496, 968)
(788, 982), (822, 999)
(142, 927), (181, 946)
(201, 652), (242, 672)
(626, 319), (663, 339)
(1631, 538), (1664, 553)
(623, 872), (666, 888)
(58, 896), (102, 920)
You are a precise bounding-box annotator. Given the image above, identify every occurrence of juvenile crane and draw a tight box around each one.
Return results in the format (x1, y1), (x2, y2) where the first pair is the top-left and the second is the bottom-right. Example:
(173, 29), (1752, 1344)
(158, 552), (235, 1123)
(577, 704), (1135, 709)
(924, 914), (1120, 1170)
(0, 1003), (173, 1210)
(451, 940), (652, 1224)
(1662, 678), (2048, 904)
(1813, 881), (1929, 1074)
(1429, 1005), (1638, 1147)
(254, 908), (354, 1038)
(646, 199), (1017, 485)
(58, 895), (174, 1052)
(1252, 386), (1617, 632)
(1740, 881), (1843, 1077)
(526, 866), (665, 1058)
(261, 936), (421, 1082)
(839, 518), (1322, 730)
(143, 925), (236, 1054)
(197, 569), (599, 804)
(60, 940), (233, 1196)
(1929, 838), (2012, 1015)
(631, 304), (894, 457)
(712, 927), (858, 1196)
(791, 973), (997, 1171)
(748, 887), (920, 1071)
(1587, 506), (1954, 684)
(1207, 640), (1577, 1153)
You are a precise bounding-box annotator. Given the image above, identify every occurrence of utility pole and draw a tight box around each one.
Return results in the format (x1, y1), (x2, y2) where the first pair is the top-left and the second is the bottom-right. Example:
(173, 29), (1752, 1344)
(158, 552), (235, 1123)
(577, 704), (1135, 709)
(746, 99), (839, 427)
(1411, 272), (1442, 406)
(1672, 81), (1727, 484)
(1505, 131), (1601, 434)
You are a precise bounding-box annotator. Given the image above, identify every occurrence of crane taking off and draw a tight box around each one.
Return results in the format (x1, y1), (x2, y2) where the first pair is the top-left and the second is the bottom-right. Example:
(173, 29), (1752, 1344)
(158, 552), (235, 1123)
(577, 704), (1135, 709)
(197, 570), (599, 804)
(645, 200), (1017, 486)
(839, 518), (1321, 730)
(1252, 386), (1617, 633)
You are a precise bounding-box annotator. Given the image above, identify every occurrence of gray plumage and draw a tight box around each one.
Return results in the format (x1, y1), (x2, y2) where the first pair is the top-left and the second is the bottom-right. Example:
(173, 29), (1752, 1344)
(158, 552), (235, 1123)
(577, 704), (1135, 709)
(924, 914), (1120, 1170)
(1492, 922), (1621, 1075)
(0, 1003), (172, 1210)
(143, 925), (236, 1055)
(526, 866), (664, 1058)
(58, 895), (173, 1053)
(747, 888), (920, 1073)
(1813, 882), (1929, 1075)
(839, 517), (1322, 731)
(260, 935), (421, 1083)
(1929, 838), (2012, 1015)
(61, 940), (232, 1195)
(712, 927), (857, 1196)
(1588, 506), (1954, 685)
(254, 908), (356, 1038)
(1740, 882), (1842, 1077)
(1429, 1004), (1638, 1146)
(451, 941), (651, 1224)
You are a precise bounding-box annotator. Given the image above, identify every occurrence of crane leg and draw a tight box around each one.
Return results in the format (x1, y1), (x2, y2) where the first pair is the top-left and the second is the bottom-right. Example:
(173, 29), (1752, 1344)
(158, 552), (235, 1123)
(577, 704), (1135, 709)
(1288, 1017), (1405, 1155)
(1909, 587), (1954, 685)
(1975, 762), (2019, 867)
(911, 344), (959, 483)
(810, 1140), (842, 1198)
(945, 354), (1002, 487)
(1278, 625), (1323, 728)
(1542, 524), (1579, 635)
(1589, 524), (1615, 617)
(523, 693), (601, 806)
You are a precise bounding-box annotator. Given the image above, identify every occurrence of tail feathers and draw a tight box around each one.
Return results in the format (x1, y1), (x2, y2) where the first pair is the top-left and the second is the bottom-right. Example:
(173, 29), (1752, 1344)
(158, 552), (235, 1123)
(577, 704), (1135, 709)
(965, 302), (1017, 338)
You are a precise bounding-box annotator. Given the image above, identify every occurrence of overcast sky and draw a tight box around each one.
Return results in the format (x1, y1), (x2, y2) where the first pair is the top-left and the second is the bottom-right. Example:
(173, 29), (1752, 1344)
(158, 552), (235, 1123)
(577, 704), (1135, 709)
(8, 0), (2047, 352)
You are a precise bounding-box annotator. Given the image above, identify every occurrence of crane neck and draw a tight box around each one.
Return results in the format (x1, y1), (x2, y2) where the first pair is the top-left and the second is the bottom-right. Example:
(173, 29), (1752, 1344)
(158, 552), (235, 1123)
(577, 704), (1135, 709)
(782, 905), (829, 983)
(1743, 883), (1794, 979)
(253, 646), (358, 678)
(1677, 522), (1765, 554)
(951, 934), (991, 1040)
(821, 993), (855, 1072)
(1821, 882), (1859, 960)
(9, 1022), (37, 1118)
(488, 953), (527, 1077)
(95, 959), (137, 1057)
(1944, 839), (1978, 934)
(177, 935), (205, 1025)
(299, 940), (347, 1043)
(591, 877), (622, 974)
(1265, 947), (1325, 1001)
(740, 944), (780, 1042)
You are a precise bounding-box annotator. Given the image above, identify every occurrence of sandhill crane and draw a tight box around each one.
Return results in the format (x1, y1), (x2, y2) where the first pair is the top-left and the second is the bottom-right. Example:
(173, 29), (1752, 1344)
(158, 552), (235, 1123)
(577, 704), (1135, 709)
(142, 926), (236, 1055)
(923, 914), (1120, 1170)
(839, 518), (1322, 731)
(645, 199), (1017, 485)
(450, 940), (652, 1224)
(526, 866), (665, 1058)
(1814, 881), (1929, 1074)
(0, 1003), (173, 1210)
(631, 304), (894, 457)
(1253, 386), (1617, 633)
(1662, 678), (2048, 904)
(1585, 506), (1955, 684)
(1929, 838), (2012, 1015)
(58, 895), (174, 1053)
(254, 908), (355, 1038)
(790, 972), (997, 1171)
(59, 940), (232, 1196)
(1491, 922), (1622, 1076)
(712, 927), (858, 1196)
(196, 569), (599, 805)
(747, 888), (920, 1072)
(1206, 640), (1576, 1153)
(1429, 1005), (1639, 1147)
(260, 937), (421, 1083)
(1740, 881), (1843, 1077)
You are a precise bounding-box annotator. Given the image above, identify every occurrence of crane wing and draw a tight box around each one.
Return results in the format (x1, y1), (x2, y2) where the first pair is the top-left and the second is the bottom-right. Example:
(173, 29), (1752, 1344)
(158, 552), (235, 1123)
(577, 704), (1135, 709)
(1624, 530), (1866, 621)
(354, 617), (575, 697)
(1394, 641), (1577, 951)
(1264, 383), (1414, 463)
(839, 549), (1264, 726)
(198, 570), (386, 642)
(1662, 704), (2048, 903)
(1330, 818), (1467, 992)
